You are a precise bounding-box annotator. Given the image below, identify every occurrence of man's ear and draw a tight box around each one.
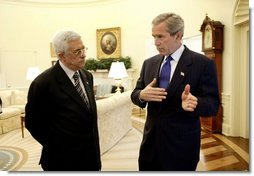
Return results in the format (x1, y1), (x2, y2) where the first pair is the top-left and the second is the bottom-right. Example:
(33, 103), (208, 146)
(175, 31), (183, 40)
(58, 52), (64, 59)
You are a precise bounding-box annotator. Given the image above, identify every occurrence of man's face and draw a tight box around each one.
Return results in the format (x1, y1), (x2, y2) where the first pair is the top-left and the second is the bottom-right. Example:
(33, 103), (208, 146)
(61, 39), (86, 71)
(152, 22), (181, 56)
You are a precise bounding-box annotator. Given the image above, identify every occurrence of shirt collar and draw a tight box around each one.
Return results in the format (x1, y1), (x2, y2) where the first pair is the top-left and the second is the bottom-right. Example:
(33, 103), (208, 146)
(164, 44), (185, 62)
(59, 60), (77, 80)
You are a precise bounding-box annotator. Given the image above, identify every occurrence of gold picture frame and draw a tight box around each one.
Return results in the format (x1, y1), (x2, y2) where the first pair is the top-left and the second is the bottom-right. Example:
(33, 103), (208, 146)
(50, 42), (57, 58)
(96, 27), (121, 59)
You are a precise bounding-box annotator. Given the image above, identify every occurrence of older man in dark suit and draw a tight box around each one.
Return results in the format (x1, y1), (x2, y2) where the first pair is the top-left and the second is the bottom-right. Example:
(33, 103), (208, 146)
(131, 13), (220, 171)
(25, 30), (101, 171)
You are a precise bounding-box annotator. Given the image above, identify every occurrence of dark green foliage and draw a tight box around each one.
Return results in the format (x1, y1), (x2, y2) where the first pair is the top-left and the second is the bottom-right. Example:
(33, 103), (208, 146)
(84, 58), (98, 71)
(84, 56), (132, 71)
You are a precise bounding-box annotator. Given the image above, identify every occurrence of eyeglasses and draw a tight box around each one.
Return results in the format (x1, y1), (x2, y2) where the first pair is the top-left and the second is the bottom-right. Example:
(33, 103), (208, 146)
(69, 47), (88, 56)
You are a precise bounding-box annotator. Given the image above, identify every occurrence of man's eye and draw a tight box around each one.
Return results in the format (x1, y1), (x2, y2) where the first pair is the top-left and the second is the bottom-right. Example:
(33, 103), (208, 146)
(153, 35), (164, 40)
(75, 50), (81, 55)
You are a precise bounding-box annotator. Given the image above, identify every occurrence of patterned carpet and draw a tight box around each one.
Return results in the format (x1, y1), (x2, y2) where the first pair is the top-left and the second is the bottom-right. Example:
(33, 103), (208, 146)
(0, 125), (142, 171)
(0, 146), (27, 170)
(0, 129), (42, 171)
(0, 108), (249, 171)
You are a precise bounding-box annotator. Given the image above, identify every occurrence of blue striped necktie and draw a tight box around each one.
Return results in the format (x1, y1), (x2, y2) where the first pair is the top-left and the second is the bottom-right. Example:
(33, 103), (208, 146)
(159, 56), (173, 89)
(73, 72), (90, 109)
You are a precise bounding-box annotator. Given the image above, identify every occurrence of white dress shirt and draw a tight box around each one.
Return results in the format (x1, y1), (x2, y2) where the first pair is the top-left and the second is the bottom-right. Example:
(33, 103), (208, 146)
(159, 44), (185, 82)
(59, 60), (87, 95)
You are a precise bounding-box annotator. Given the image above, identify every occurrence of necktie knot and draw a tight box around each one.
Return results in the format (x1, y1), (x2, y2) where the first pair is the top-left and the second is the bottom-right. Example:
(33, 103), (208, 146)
(166, 55), (173, 63)
(73, 71), (79, 80)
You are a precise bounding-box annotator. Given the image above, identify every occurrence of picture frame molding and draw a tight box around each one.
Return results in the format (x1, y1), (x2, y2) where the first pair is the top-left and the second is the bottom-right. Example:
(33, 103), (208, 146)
(96, 27), (121, 59)
(50, 42), (56, 58)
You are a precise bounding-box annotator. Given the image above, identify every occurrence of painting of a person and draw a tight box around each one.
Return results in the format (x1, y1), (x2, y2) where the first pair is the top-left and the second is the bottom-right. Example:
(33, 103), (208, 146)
(101, 32), (116, 54)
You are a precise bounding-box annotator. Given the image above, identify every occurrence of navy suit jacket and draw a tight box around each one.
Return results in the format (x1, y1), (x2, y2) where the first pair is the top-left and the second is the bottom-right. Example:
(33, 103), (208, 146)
(131, 46), (220, 170)
(25, 61), (101, 171)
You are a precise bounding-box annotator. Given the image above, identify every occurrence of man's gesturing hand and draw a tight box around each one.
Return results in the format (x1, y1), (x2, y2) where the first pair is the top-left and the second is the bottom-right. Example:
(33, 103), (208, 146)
(139, 78), (167, 102)
(181, 84), (198, 111)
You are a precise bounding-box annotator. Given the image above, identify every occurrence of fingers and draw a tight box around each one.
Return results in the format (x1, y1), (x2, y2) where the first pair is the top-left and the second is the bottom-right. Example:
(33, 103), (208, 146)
(149, 95), (168, 102)
(140, 79), (167, 102)
(181, 84), (198, 112)
(184, 84), (190, 95)
(143, 88), (167, 102)
(186, 96), (198, 110)
(185, 106), (195, 112)
(181, 84), (190, 101)
(151, 87), (167, 94)
(182, 100), (197, 112)
(185, 103), (197, 111)
(147, 78), (157, 87)
(186, 99), (198, 109)
(148, 78), (167, 93)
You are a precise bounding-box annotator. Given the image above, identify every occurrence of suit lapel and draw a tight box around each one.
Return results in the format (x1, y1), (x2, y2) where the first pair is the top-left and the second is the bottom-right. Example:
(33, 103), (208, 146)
(167, 47), (193, 97)
(79, 70), (96, 113)
(150, 55), (164, 87)
(54, 62), (89, 110)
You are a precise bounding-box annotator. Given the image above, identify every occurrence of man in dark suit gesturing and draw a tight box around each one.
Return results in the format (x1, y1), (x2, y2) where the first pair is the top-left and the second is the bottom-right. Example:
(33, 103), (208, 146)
(131, 13), (220, 171)
(25, 30), (101, 171)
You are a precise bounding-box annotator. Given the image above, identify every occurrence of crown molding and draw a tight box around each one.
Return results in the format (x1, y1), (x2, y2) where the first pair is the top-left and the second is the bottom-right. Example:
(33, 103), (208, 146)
(1, 0), (122, 7)
(234, 0), (249, 25)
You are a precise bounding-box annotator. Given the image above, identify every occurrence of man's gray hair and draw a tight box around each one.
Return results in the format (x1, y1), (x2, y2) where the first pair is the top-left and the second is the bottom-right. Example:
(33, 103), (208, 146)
(152, 13), (184, 37)
(52, 30), (81, 58)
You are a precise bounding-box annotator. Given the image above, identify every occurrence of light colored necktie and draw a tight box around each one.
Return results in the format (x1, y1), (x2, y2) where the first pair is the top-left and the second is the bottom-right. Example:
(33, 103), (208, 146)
(73, 72), (90, 109)
(159, 56), (173, 89)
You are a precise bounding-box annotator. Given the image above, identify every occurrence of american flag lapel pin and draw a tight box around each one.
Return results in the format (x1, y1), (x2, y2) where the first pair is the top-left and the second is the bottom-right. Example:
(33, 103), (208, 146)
(180, 72), (185, 76)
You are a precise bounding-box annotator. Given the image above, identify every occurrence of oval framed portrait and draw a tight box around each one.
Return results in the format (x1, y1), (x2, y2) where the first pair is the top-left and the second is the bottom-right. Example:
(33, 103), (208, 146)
(96, 27), (121, 59)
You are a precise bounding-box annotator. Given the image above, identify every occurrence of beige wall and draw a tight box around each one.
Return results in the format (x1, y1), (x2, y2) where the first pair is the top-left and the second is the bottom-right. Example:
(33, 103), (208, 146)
(1, 0), (250, 137)
(0, 0), (236, 88)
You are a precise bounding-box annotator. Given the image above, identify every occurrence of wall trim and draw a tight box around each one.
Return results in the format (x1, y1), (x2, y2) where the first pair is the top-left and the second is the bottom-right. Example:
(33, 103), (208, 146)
(221, 93), (231, 136)
(234, 0), (249, 25)
(1, 0), (121, 7)
(230, 0), (249, 138)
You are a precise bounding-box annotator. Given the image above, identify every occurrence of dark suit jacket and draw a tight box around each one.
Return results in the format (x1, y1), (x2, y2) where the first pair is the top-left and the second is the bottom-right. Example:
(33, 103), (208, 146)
(131, 46), (220, 170)
(25, 61), (101, 171)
